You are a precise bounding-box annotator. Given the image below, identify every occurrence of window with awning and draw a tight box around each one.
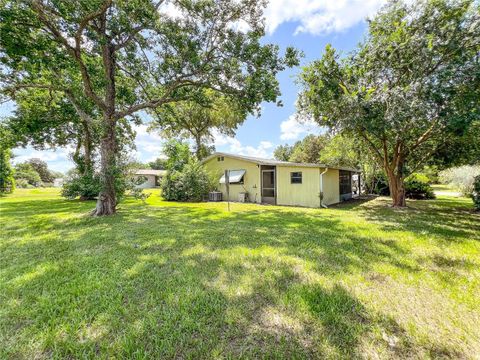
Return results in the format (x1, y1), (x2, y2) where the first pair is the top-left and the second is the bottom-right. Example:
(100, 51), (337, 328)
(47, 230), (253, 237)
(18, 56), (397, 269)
(219, 170), (246, 184)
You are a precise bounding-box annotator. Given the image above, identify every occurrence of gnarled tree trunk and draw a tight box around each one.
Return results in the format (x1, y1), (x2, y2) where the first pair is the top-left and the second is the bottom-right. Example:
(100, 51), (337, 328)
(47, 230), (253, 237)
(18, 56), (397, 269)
(93, 40), (117, 216)
(92, 116), (117, 216)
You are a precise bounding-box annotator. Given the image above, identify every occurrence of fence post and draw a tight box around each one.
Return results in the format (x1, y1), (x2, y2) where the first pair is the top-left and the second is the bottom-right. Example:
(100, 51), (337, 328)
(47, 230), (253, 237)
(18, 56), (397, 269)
(225, 170), (230, 211)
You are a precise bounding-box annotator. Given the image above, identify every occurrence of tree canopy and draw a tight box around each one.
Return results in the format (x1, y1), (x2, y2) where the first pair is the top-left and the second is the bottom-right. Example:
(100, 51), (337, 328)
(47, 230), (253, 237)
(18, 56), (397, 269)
(4, 88), (101, 176)
(25, 158), (55, 183)
(14, 162), (42, 187)
(148, 157), (167, 170)
(150, 90), (245, 160)
(273, 134), (328, 163)
(0, 127), (15, 193)
(298, 0), (480, 206)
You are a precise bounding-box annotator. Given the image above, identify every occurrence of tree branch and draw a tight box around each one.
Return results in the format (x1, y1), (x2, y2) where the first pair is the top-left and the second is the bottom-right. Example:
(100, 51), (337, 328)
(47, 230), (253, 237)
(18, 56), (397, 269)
(31, 0), (107, 111)
(63, 90), (95, 125)
(114, 79), (202, 119)
(113, 0), (165, 50)
(75, 0), (112, 46)
(358, 130), (384, 165)
(411, 119), (439, 151)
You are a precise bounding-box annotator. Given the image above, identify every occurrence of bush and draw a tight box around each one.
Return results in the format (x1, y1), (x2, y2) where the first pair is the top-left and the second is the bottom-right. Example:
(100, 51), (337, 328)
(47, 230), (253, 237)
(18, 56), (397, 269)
(439, 165), (480, 196)
(129, 187), (151, 203)
(370, 173), (435, 199)
(161, 162), (215, 202)
(61, 170), (101, 200)
(14, 178), (29, 188)
(419, 165), (439, 184)
(407, 173), (430, 184)
(472, 175), (480, 211)
(405, 177), (436, 200)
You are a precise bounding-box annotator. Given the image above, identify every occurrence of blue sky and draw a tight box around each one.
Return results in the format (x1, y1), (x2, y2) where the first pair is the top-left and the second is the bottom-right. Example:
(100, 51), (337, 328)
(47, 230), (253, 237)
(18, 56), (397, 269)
(1, 0), (385, 172)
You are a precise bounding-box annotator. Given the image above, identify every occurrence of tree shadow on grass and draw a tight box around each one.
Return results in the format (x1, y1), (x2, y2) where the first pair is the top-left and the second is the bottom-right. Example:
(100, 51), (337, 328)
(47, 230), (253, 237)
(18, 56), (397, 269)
(329, 195), (378, 209)
(1, 241), (454, 358)
(0, 195), (476, 358)
(358, 197), (480, 242)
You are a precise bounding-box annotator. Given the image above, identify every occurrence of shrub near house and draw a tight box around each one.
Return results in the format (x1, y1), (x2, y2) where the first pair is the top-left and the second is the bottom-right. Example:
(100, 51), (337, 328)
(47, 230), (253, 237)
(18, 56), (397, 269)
(162, 162), (215, 202)
(404, 174), (435, 200)
(369, 172), (435, 200)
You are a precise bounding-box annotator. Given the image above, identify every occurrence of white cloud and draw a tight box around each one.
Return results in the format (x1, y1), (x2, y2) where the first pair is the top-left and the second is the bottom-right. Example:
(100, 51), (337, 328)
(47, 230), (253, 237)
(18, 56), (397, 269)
(259, 141), (273, 149)
(159, 1), (184, 19)
(212, 130), (274, 159)
(279, 114), (324, 141)
(264, 0), (385, 35)
(133, 124), (165, 162)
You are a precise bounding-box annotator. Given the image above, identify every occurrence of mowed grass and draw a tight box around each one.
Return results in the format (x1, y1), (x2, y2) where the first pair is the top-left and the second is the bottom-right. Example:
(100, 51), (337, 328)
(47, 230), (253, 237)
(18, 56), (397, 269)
(1, 188), (479, 359)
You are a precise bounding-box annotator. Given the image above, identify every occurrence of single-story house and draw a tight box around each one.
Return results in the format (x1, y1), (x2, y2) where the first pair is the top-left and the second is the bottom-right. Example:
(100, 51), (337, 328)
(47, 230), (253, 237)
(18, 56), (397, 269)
(134, 169), (166, 189)
(53, 178), (64, 188)
(202, 152), (361, 207)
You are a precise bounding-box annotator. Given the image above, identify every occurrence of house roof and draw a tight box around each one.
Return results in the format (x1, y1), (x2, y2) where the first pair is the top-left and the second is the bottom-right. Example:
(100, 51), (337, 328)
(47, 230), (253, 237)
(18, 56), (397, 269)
(202, 152), (361, 172)
(134, 169), (167, 176)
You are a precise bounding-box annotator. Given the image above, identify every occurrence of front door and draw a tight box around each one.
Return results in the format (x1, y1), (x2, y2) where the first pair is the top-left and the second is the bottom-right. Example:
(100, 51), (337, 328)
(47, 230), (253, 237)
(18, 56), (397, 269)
(261, 168), (276, 204)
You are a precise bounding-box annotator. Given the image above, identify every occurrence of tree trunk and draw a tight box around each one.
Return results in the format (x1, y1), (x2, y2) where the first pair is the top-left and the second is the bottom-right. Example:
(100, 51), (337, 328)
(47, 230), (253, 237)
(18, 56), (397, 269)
(83, 123), (92, 174)
(195, 135), (202, 160)
(93, 39), (117, 216)
(387, 171), (406, 207)
(92, 115), (117, 216)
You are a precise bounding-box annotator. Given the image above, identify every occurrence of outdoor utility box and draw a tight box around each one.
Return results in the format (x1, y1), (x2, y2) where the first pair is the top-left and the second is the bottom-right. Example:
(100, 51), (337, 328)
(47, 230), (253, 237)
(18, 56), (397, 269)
(209, 191), (222, 202)
(238, 192), (249, 203)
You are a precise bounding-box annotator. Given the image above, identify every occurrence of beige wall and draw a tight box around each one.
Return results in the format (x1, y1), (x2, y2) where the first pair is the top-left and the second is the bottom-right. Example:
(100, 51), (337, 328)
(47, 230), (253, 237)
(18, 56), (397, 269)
(322, 168), (340, 206)
(204, 156), (261, 203)
(277, 166), (321, 208)
(276, 166), (340, 207)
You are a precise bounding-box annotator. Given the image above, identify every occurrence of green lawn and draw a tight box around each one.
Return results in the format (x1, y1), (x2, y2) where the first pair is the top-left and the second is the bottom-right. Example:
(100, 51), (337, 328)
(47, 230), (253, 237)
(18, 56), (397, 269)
(1, 189), (479, 359)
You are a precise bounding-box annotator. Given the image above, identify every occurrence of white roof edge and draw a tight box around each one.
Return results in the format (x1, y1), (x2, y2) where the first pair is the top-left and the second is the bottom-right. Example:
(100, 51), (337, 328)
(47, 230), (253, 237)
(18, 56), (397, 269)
(201, 152), (361, 172)
(134, 169), (167, 176)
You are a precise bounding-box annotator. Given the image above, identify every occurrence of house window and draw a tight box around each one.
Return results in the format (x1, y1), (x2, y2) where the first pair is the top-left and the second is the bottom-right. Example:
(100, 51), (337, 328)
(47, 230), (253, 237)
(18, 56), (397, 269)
(217, 156), (224, 162)
(339, 170), (352, 195)
(220, 170), (245, 184)
(291, 172), (302, 184)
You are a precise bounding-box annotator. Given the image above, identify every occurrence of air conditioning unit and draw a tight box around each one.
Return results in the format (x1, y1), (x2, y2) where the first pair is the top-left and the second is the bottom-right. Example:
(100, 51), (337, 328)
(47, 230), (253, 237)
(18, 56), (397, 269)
(209, 191), (222, 202)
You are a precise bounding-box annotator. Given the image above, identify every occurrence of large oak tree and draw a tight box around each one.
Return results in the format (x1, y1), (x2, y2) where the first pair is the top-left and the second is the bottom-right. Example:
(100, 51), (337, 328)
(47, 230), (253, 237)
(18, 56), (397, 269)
(1, 0), (298, 215)
(297, 0), (480, 207)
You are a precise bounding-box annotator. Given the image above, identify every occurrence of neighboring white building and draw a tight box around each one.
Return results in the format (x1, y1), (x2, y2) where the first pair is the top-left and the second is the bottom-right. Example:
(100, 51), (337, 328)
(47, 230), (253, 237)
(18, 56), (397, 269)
(134, 169), (166, 188)
(53, 178), (64, 187)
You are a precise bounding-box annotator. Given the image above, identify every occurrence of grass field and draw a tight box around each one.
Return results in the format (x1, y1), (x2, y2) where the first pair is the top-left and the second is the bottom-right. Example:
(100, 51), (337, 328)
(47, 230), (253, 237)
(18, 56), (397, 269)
(1, 188), (479, 359)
